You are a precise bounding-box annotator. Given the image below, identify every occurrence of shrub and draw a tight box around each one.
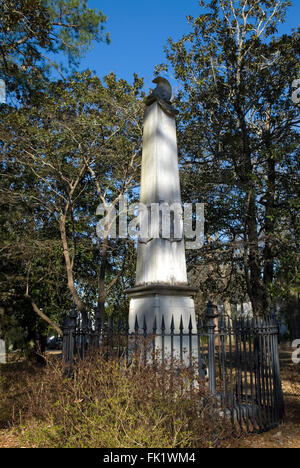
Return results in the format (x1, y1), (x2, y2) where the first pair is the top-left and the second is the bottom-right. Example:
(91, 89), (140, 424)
(2, 353), (232, 448)
(0, 360), (42, 428)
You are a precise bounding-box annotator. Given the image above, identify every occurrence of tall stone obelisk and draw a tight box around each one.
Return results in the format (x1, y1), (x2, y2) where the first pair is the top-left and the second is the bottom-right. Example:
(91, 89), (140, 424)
(125, 77), (197, 336)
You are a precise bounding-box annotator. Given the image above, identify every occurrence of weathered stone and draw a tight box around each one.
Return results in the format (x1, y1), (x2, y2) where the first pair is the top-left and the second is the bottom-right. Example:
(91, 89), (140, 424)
(0, 339), (6, 364)
(126, 78), (197, 342)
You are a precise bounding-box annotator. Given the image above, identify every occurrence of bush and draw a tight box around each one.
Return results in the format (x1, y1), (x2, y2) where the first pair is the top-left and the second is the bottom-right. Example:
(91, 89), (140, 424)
(0, 360), (42, 428)
(1, 353), (232, 448)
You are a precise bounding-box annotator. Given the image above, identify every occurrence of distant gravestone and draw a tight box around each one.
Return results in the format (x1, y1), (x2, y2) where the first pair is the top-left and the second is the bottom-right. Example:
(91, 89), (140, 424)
(236, 302), (253, 318)
(0, 339), (6, 364)
(0, 79), (6, 104)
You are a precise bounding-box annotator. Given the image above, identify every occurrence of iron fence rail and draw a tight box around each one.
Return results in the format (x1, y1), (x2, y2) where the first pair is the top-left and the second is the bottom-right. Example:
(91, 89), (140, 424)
(62, 302), (284, 433)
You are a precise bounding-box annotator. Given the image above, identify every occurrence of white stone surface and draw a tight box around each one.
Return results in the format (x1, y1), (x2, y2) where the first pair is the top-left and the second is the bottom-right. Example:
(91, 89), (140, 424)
(136, 237), (188, 285)
(128, 94), (198, 365)
(236, 302), (253, 317)
(135, 102), (188, 286)
(129, 294), (198, 364)
(0, 339), (6, 364)
(140, 102), (181, 205)
(129, 294), (196, 333)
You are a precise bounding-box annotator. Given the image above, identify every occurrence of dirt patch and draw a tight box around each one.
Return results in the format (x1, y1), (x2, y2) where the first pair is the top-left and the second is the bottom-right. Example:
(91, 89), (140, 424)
(0, 430), (20, 448)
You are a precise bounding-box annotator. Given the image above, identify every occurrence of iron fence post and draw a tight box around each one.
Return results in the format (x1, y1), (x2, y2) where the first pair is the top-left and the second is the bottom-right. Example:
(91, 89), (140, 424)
(206, 301), (218, 396)
(62, 314), (69, 364)
(62, 304), (77, 370)
(81, 312), (88, 358)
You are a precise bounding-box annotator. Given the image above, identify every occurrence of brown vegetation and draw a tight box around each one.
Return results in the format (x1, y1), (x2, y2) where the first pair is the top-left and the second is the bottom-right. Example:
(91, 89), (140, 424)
(0, 345), (298, 449)
(0, 353), (231, 448)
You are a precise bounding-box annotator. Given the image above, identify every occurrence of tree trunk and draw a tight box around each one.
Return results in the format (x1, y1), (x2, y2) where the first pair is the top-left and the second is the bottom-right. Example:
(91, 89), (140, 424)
(235, 93), (263, 315)
(97, 235), (109, 324)
(263, 112), (275, 310)
(59, 213), (85, 318)
(224, 299), (232, 319)
(25, 294), (63, 336)
(246, 191), (264, 315)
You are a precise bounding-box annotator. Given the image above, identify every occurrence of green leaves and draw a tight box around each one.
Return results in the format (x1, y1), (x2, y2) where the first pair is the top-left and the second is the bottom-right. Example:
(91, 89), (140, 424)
(0, 0), (110, 101)
(0, 69), (144, 347)
(162, 0), (299, 313)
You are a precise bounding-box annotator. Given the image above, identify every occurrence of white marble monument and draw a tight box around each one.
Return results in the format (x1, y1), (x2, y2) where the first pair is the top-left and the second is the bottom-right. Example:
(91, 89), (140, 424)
(125, 77), (197, 344)
(0, 339), (6, 364)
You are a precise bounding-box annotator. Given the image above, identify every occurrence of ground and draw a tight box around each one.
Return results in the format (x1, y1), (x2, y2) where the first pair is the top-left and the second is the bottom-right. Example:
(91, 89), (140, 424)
(0, 345), (299, 449)
(232, 346), (300, 448)
(0, 430), (19, 448)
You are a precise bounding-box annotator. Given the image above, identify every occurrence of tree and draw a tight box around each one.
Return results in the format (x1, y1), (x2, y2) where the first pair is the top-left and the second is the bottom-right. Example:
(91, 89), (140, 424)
(0, 0), (110, 70)
(158, 0), (300, 315)
(0, 0), (110, 100)
(0, 0), (112, 349)
(0, 71), (144, 344)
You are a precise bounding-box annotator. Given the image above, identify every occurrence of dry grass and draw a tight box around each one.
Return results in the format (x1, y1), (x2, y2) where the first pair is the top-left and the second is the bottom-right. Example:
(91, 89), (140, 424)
(0, 344), (299, 449)
(0, 352), (231, 448)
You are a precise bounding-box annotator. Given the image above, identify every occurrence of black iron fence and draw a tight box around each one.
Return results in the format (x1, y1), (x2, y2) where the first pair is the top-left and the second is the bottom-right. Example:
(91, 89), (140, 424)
(62, 302), (284, 433)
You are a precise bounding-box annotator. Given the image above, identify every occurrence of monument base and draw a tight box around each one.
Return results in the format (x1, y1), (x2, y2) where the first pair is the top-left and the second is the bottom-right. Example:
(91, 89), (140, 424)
(125, 284), (205, 373)
(125, 284), (198, 333)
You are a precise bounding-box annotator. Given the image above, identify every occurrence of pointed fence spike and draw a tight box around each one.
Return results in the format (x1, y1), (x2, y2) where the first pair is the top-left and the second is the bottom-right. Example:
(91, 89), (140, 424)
(153, 316), (157, 334)
(179, 315), (184, 333)
(234, 319), (237, 334)
(219, 314), (225, 332)
(188, 315), (193, 332)
(143, 315), (147, 334)
(161, 315), (165, 332)
(134, 315), (139, 332)
(170, 315), (175, 332)
(70, 303), (78, 319)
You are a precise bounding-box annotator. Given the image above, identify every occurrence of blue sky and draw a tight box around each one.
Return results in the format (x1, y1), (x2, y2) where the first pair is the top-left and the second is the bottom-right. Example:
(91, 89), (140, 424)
(78, 0), (300, 92)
